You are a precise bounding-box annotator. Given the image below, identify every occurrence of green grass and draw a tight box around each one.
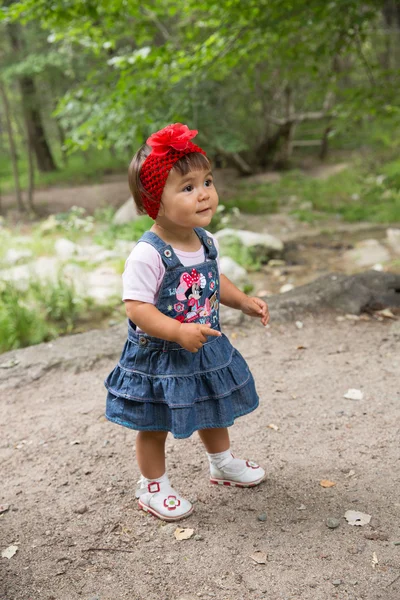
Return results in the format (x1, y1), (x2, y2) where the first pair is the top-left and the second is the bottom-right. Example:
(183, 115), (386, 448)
(94, 214), (154, 249)
(218, 236), (261, 271)
(221, 158), (400, 223)
(0, 149), (127, 193)
(0, 273), (117, 353)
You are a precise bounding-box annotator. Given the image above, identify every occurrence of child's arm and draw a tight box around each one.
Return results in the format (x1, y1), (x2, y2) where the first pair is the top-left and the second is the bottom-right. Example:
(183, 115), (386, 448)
(125, 300), (221, 352)
(219, 274), (270, 326)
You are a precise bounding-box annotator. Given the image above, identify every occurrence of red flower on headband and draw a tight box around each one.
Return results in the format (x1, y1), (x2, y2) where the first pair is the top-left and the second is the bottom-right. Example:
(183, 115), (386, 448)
(146, 123), (198, 156)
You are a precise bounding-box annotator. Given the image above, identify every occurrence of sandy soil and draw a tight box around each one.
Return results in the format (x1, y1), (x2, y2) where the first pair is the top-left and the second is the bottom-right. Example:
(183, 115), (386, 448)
(1, 314), (400, 600)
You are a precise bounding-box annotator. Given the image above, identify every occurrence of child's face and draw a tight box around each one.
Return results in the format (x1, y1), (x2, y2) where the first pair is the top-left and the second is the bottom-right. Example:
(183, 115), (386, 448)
(158, 167), (218, 229)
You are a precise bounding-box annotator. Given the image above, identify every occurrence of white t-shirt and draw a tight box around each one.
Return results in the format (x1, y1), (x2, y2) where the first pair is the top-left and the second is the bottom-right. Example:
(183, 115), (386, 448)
(122, 230), (220, 305)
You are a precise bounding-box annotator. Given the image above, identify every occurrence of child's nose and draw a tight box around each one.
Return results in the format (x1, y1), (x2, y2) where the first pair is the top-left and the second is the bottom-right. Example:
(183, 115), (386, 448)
(198, 187), (209, 200)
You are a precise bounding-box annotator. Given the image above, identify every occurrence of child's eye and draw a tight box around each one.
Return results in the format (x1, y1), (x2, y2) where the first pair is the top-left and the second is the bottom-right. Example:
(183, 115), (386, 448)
(183, 185), (193, 192)
(205, 179), (213, 187)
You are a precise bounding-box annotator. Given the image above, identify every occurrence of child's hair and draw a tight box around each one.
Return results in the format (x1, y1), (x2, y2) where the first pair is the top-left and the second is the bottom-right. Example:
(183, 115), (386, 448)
(128, 144), (211, 215)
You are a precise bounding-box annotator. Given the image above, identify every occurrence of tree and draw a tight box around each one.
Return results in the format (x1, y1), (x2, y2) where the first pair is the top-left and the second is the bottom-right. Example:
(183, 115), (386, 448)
(6, 21), (57, 172)
(2, 0), (399, 168)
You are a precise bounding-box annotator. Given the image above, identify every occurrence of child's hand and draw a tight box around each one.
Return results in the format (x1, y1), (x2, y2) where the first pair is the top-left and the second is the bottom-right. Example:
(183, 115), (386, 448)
(176, 322), (221, 353)
(241, 296), (270, 326)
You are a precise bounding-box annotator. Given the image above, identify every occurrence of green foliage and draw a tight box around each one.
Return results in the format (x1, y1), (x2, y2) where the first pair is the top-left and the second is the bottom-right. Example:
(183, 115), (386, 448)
(30, 272), (90, 331)
(0, 273), (115, 353)
(40, 206), (94, 235)
(0, 147), (127, 195)
(94, 215), (153, 249)
(0, 281), (52, 353)
(2, 0), (393, 165)
(223, 157), (400, 224)
(208, 205), (240, 232)
(218, 236), (261, 271)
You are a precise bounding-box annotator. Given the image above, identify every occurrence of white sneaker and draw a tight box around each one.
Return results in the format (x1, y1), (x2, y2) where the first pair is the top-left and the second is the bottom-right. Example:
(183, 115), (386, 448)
(210, 459), (266, 488)
(135, 476), (193, 522)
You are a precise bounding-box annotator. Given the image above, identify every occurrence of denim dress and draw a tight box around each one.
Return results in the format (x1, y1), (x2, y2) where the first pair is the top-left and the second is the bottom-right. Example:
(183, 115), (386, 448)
(105, 227), (259, 439)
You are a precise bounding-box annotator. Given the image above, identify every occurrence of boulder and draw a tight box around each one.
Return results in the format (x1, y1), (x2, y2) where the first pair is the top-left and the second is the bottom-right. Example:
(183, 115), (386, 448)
(113, 198), (141, 224)
(215, 228), (284, 262)
(264, 271), (400, 321)
(220, 256), (249, 287)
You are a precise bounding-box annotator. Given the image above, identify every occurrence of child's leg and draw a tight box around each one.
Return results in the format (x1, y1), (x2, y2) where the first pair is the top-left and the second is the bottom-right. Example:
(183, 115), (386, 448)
(136, 430), (168, 479)
(197, 427), (230, 453)
(198, 427), (266, 488)
(135, 430), (193, 521)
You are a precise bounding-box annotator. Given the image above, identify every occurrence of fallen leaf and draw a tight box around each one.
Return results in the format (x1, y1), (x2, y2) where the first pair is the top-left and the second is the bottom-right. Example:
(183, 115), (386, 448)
(295, 321), (303, 329)
(250, 550), (267, 564)
(267, 423), (279, 431)
(296, 345), (308, 350)
(320, 480), (336, 488)
(344, 389), (363, 401)
(174, 527), (194, 541)
(371, 552), (378, 568)
(2, 545), (18, 559)
(345, 510), (371, 526)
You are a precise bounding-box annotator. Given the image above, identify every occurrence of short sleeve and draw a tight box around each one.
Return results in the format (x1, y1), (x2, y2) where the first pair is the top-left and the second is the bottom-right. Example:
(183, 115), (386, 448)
(122, 242), (165, 303)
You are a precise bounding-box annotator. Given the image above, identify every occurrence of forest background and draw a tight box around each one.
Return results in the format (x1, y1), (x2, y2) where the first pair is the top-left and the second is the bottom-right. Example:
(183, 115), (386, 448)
(0, 0), (400, 352)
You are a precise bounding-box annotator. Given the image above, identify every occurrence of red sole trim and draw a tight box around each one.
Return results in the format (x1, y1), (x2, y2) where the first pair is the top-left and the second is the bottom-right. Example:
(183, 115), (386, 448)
(210, 476), (265, 488)
(138, 500), (193, 522)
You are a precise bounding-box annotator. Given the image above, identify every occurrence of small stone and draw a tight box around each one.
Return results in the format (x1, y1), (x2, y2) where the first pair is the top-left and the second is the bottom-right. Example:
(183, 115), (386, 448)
(74, 505), (88, 515)
(332, 579), (342, 586)
(194, 534), (204, 541)
(326, 517), (340, 529)
(257, 513), (267, 522)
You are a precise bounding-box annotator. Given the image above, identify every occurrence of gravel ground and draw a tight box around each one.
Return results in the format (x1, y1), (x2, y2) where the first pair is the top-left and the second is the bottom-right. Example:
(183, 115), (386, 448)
(1, 314), (400, 600)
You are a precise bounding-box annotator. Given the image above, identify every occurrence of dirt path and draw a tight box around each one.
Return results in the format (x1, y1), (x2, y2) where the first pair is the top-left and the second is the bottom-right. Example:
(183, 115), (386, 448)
(1, 315), (399, 600)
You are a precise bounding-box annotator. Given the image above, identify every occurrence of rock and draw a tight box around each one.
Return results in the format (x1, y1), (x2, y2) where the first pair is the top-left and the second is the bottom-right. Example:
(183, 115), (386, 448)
(386, 228), (400, 255)
(55, 238), (79, 260)
(257, 513), (267, 522)
(215, 228), (284, 261)
(264, 271), (400, 322)
(280, 283), (294, 294)
(219, 305), (244, 327)
(342, 239), (390, 268)
(87, 267), (122, 303)
(326, 517), (340, 529)
(194, 534), (204, 541)
(219, 256), (248, 286)
(332, 580), (342, 587)
(113, 198), (140, 224)
(74, 504), (88, 514)
(0, 257), (60, 290)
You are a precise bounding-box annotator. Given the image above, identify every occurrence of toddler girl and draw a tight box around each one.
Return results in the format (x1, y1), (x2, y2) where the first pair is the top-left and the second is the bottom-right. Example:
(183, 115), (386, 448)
(105, 123), (270, 521)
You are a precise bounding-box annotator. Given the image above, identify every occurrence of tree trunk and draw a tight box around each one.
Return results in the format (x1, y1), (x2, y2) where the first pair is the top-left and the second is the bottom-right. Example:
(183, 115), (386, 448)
(319, 125), (332, 160)
(25, 132), (35, 213)
(7, 22), (57, 173)
(0, 82), (25, 211)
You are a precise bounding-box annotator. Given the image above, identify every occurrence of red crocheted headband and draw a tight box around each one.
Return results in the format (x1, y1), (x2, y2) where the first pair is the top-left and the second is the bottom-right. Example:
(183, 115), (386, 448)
(140, 123), (207, 219)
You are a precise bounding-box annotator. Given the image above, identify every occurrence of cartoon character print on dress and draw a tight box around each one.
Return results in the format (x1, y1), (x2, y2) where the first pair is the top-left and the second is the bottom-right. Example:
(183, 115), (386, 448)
(175, 268), (216, 324)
